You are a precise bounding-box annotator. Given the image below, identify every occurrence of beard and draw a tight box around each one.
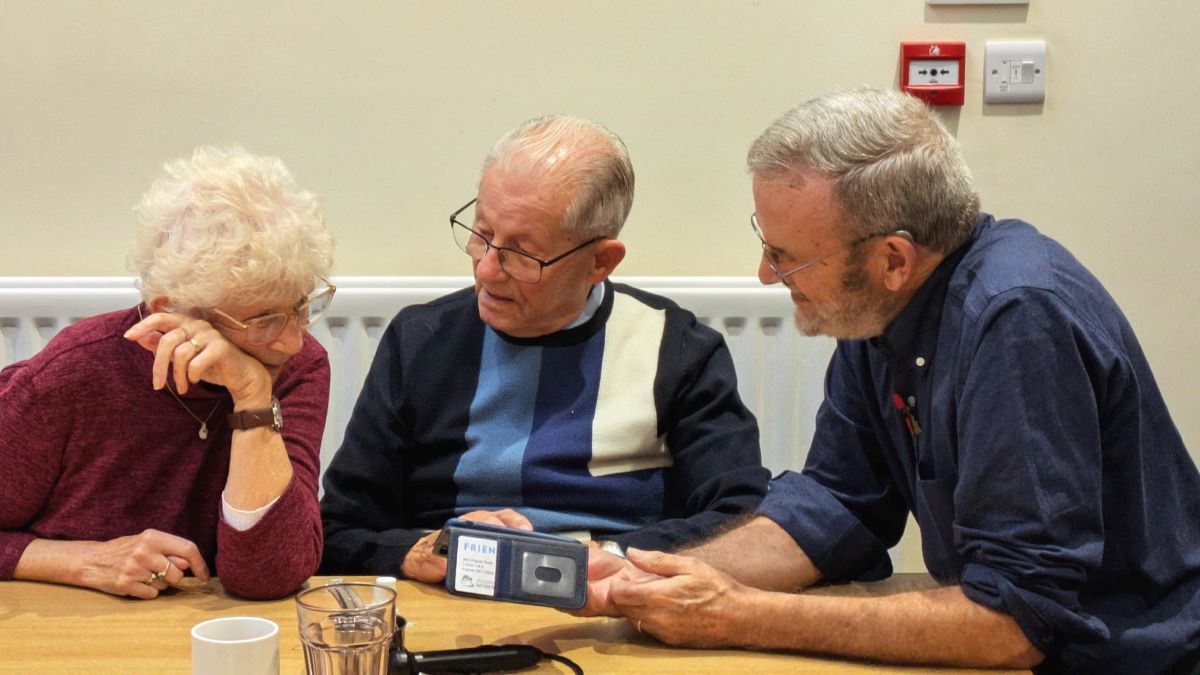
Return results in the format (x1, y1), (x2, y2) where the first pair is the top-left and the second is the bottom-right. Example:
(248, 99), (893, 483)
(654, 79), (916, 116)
(792, 248), (906, 340)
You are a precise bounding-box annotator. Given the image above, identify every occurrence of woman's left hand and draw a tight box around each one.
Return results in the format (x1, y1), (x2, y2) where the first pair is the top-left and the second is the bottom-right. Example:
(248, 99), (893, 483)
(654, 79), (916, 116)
(124, 311), (271, 405)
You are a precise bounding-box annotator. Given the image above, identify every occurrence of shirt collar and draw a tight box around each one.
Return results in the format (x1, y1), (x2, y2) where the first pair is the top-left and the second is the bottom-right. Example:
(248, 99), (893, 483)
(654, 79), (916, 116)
(490, 279), (614, 347)
(566, 281), (605, 329)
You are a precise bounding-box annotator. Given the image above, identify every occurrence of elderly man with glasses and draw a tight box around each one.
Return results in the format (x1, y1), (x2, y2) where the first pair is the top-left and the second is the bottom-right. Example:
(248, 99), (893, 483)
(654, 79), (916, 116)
(580, 88), (1200, 673)
(319, 115), (770, 584)
(0, 146), (336, 600)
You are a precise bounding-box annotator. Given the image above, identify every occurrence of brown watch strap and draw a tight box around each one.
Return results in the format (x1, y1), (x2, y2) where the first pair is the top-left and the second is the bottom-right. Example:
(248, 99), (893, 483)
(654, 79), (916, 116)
(226, 397), (282, 432)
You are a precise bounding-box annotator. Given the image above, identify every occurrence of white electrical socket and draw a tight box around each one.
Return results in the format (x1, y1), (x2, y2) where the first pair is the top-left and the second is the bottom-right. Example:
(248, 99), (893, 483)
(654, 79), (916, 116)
(984, 40), (1046, 103)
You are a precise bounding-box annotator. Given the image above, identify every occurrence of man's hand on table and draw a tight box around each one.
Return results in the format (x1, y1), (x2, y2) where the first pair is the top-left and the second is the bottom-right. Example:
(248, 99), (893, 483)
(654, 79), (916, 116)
(605, 548), (755, 647)
(400, 508), (533, 583)
(573, 546), (751, 647)
(571, 545), (663, 618)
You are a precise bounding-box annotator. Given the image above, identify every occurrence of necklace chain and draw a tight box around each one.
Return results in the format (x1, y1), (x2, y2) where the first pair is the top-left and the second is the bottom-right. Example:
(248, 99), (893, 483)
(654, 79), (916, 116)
(165, 383), (223, 440)
(135, 305), (223, 439)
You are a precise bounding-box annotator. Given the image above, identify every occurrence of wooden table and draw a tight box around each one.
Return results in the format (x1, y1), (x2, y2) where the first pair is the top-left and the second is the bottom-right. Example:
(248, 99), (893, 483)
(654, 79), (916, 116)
(0, 574), (1025, 674)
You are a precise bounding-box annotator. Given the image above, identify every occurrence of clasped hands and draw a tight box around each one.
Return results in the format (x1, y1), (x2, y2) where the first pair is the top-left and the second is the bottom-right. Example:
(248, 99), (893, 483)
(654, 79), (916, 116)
(573, 546), (752, 648)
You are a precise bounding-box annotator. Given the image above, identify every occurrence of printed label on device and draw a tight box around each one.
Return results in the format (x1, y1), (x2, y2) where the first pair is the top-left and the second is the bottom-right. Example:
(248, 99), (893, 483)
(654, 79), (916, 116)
(438, 518), (588, 609)
(452, 535), (498, 597)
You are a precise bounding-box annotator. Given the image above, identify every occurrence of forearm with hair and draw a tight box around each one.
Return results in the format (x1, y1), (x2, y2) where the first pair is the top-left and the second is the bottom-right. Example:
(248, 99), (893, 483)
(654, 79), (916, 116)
(683, 515), (822, 592)
(727, 584), (1042, 669)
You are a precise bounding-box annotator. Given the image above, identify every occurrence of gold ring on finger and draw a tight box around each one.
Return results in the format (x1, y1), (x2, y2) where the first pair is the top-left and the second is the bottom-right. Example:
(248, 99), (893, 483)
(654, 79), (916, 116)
(147, 560), (171, 584)
(189, 337), (202, 351)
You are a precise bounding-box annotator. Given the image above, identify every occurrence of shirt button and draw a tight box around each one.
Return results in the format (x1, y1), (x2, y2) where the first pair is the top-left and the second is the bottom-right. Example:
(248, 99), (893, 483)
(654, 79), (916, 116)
(915, 356), (927, 367)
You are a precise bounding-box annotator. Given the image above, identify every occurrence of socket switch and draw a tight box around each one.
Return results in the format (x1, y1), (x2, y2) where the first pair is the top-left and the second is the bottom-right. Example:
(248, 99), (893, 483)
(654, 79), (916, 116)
(984, 40), (1046, 103)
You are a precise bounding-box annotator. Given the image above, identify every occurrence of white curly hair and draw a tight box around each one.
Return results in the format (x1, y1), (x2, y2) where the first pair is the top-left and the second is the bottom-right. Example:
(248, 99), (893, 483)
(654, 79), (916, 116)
(127, 146), (333, 313)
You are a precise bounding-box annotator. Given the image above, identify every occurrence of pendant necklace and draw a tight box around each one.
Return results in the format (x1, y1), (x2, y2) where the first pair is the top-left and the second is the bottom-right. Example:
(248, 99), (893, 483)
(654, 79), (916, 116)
(133, 306), (222, 439)
(165, 383), (223, 440)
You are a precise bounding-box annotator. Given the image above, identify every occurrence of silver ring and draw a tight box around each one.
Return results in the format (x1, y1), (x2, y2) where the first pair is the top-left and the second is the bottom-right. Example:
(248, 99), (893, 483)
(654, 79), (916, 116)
(189, 337), (202, 351)
(635, 619), (643, 633)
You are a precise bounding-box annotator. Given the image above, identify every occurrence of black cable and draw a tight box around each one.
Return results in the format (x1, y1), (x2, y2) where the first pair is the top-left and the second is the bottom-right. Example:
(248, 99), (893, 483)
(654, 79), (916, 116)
(390, 643), (585, 674)
(542, 651), (584, 675)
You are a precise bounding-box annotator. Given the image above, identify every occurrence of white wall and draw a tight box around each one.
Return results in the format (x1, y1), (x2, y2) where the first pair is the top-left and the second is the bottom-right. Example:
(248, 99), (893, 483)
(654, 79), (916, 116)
(2, 2), (1196, 459)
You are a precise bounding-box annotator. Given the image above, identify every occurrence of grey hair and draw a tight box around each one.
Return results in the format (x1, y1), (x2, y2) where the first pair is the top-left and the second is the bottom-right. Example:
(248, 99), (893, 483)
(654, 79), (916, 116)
(127, 145), (334, 313)
(482, 115), (635, 238)
(747, 87), (979, 253)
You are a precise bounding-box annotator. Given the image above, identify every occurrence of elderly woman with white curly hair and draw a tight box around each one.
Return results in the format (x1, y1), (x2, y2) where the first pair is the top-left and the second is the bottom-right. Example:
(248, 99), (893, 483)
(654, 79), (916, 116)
(0, 146), (335, 600)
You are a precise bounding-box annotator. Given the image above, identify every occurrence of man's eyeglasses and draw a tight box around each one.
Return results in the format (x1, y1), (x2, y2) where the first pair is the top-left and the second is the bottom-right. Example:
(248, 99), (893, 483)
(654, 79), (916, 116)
(751, 213), (909, 283)
(450, 198), (605, 284)
(209, 278), (337, 345)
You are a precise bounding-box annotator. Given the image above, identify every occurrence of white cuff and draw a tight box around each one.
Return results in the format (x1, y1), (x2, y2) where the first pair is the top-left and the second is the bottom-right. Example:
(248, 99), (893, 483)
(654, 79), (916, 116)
(221, 492), (281, 531)
(597, 540), (627, 559)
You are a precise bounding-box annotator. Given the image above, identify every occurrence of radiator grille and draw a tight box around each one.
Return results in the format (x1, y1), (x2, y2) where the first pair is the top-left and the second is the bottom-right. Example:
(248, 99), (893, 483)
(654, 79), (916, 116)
(0, 277), (830, 476)
(2, 276), (935, 572)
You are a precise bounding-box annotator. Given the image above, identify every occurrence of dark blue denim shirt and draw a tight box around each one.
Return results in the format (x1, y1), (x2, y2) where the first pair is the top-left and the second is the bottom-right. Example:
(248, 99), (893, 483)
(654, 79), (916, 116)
(759, 214), (1200, 673)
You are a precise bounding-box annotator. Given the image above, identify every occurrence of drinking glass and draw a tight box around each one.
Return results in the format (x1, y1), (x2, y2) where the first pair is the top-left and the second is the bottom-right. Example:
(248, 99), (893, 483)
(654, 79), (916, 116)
(295, 582), (397, 675)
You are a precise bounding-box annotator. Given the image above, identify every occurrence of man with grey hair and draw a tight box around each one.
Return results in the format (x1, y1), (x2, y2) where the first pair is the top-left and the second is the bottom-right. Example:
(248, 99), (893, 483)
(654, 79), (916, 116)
(320, 115), (770, 584)
(582, 89), (1200, 673)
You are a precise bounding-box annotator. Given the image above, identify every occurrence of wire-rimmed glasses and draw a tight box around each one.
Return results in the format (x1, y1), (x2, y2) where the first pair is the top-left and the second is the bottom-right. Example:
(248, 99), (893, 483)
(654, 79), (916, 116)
(450, 198), (604, 284)
(209, 278), (336, 344)
(751, 213), (909, 283)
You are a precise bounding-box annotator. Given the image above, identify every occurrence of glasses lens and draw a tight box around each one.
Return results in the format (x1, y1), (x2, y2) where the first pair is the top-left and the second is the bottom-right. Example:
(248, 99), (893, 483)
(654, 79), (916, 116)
(245, 313), (289, 345)
(452, 222), (542, 283)
(750, 215), (789, 278)
(301, 287), (335, 326)
(500, 253), (541, 283)
(452, 222), (489, 259)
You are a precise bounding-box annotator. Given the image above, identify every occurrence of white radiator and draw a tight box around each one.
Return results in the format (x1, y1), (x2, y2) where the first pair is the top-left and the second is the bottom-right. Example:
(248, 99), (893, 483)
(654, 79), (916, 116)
(0, 276), (832, 477)
(0, 276), (935, 573)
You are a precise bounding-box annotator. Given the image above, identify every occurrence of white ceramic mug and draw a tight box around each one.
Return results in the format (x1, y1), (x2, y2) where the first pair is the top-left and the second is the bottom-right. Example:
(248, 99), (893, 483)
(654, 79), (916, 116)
(191, 616), (279, 675)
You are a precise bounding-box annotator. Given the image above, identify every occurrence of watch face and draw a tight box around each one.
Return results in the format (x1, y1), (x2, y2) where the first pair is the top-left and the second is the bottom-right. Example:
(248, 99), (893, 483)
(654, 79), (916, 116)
(271, 397), (283, 431)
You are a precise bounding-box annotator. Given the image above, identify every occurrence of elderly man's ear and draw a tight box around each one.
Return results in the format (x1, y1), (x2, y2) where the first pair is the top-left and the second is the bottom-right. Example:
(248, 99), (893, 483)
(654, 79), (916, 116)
(587, 240), (627, 284)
